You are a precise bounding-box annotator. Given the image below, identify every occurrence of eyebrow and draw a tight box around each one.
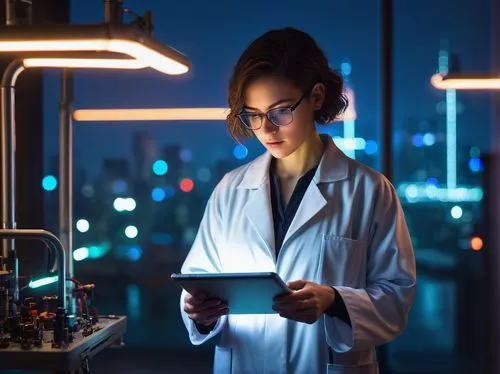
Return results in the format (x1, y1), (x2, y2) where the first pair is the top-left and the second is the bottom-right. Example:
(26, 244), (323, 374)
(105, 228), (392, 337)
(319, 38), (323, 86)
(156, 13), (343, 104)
(243, 98), (295, 111)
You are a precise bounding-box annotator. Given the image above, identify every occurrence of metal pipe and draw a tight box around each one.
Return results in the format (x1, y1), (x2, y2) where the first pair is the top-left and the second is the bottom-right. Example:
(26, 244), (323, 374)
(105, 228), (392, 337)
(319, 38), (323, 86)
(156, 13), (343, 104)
(378, 0), (393, 372)
(5, 0), (17, 25)
(103, 0), (123, 24)
(0, 229), (66, 310)
(485, 0), (500, 371)
(381, 0), (393, 181)
(59, 69), (74, 313)
(1, 59), (25, 310)
(5, 0), (32, 25)
(483, 153), (500, 374)
(492, 0), (500, 153)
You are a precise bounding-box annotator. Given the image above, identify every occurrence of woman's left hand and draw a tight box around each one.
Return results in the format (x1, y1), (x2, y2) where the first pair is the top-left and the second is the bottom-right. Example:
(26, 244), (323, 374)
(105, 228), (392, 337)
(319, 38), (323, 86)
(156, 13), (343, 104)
(272, 280), (336, 324)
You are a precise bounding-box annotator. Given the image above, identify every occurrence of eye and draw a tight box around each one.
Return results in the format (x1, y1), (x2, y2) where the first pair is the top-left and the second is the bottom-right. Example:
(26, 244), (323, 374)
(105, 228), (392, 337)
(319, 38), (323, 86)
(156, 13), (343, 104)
(272, 108), (291, 116)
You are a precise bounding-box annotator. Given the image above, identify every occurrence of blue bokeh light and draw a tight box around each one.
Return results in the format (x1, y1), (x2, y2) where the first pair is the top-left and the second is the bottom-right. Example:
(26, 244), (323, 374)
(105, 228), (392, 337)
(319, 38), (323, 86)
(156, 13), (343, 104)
(340, 61), (352, 76)
(127, 246), (142, 261)
(468, 157), (483, 173)
(112, 179), (127, 194)
(42, 175), (58, 191)
(152, 160), (168, 176)
(233, 144), (248, 160)
(411, 133), (424, 147)
(422, 133), (436, 146)
(151, 187), (166, 202)
(164, 186), (175, 199)
(426, 177), (439, 186)
(180, 149), (193, 163)
(364, 140), (378, 155)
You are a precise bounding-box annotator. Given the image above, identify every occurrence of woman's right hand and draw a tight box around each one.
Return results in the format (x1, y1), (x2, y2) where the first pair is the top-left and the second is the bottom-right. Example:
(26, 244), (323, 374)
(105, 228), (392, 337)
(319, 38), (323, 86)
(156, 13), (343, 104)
(184, 292), (229, 326)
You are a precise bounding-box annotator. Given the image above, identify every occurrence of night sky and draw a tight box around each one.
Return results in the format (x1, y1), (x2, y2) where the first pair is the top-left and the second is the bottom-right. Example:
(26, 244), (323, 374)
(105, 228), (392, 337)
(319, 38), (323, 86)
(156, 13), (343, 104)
(42, 0), (492, 180)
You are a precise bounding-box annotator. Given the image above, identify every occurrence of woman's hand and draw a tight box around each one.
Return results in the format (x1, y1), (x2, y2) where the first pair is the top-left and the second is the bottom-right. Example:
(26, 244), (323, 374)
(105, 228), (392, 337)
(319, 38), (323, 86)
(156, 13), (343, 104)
(184, 292), (229, 326)
(273, 280), (336, 324)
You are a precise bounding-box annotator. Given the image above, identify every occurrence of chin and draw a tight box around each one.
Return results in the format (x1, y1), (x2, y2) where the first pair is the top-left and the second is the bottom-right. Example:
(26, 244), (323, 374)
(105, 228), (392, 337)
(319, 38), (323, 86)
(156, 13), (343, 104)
(267, 147), (293, 159)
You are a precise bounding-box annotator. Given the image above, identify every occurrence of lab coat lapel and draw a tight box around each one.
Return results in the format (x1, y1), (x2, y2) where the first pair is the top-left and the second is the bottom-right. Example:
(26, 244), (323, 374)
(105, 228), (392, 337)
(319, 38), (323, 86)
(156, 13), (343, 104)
(283, 182), (327, 246)
(283, 135), (349, 246)
(244, 182), (275, 257)
(239, 153), (275, 257)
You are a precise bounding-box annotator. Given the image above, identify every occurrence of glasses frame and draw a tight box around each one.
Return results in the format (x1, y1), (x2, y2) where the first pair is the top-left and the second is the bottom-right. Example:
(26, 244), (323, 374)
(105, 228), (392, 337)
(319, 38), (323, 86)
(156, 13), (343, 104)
(237, 88), (312, 130)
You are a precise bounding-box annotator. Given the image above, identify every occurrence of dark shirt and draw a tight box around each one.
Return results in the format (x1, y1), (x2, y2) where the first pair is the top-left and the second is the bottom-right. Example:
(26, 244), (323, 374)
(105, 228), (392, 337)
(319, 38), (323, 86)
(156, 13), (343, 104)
(269, 159), (351, 327)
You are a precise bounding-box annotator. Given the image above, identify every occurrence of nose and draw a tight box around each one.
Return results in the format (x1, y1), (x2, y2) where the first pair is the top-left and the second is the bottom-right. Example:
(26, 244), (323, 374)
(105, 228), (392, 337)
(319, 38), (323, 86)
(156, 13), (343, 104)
(260, 116), (278, 134)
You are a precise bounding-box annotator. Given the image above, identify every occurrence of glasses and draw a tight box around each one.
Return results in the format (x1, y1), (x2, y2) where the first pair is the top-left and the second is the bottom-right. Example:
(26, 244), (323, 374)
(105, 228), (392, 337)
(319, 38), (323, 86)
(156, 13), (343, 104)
(237, 89), (311, 130)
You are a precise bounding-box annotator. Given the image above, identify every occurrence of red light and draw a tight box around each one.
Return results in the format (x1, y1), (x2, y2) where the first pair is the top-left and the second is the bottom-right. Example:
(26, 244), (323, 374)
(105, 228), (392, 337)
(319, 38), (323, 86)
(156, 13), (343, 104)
(180, 178), (194, 193)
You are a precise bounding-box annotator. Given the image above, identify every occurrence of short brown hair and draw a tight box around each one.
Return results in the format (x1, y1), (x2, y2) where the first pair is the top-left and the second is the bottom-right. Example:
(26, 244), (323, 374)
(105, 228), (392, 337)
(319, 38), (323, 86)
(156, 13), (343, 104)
(226, 27), (348, 142)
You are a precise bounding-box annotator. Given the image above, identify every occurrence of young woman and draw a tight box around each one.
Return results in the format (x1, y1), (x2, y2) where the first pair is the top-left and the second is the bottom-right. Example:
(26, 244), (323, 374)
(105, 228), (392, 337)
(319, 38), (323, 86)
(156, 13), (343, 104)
(180, 27), (416, 374)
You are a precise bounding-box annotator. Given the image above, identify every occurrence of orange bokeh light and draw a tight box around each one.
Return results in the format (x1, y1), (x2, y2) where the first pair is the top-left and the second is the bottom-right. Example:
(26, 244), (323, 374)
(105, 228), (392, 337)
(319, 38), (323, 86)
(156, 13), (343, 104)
(471, 236), (483, 251)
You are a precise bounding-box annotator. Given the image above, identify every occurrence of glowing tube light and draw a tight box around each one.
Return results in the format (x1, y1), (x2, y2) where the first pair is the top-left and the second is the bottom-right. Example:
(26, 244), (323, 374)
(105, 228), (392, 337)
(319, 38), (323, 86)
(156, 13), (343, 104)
(73, 108), (229, 122)
(23, 58), (146, 70)
(0, 24), (190, 75)
(431, 73), (500, 90)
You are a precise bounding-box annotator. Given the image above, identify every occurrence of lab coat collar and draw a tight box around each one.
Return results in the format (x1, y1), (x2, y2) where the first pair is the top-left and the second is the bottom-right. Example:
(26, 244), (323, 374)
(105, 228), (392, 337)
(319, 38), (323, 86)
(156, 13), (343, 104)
(238, 134), (349, 189)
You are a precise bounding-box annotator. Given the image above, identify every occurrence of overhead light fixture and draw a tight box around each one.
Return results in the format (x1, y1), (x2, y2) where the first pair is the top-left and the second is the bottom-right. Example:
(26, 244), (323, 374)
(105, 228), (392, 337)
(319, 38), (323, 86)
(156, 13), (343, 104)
(22, 58), (146, 70)
(73, 108), (229, 122)
(431, 73), (500, 90)
(0, 24), (190, 74)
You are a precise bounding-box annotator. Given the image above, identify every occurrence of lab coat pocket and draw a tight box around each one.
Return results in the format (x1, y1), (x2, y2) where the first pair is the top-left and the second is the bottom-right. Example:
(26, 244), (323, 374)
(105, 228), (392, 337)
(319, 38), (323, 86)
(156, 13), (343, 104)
(322, 235), (367, 287)
(213, 346), (232, 374)
(326, 363), (376, 374)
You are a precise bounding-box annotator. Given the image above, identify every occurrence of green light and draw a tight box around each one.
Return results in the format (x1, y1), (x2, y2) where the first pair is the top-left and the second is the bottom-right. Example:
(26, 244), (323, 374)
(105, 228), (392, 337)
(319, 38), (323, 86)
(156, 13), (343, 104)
(29, 275), (58, 289)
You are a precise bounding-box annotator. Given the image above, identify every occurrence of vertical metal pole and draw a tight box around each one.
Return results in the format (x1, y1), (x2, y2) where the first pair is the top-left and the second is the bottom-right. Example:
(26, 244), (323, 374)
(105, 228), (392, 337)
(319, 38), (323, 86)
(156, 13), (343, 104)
(103, 0), (123, 24)
(0, 60), (25, 313)
(59, 69), (74, 313)
(381, 0), (393, 181)
(379, 0), (393, 372)
(0, 84), (15, 263)
(484, 156), (500, 374)
(492, 0), (500, 153)
(485, 0), (500, 372)
(5, 0), (17, 25)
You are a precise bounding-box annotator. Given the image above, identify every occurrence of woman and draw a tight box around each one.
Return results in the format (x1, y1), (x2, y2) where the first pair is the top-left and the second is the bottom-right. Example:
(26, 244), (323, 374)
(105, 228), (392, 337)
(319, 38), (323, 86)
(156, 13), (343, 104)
(180, 27), (416, 374)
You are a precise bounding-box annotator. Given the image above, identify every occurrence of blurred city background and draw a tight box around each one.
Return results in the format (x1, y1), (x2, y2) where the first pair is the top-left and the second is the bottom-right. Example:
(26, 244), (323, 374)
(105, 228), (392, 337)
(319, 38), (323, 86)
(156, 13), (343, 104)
(2, 0), (499, 373)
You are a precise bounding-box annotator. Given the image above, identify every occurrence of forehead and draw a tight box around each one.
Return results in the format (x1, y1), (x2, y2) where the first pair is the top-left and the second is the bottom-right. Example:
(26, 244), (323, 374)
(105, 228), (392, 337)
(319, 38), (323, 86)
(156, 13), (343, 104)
(244, 77), (301, 109)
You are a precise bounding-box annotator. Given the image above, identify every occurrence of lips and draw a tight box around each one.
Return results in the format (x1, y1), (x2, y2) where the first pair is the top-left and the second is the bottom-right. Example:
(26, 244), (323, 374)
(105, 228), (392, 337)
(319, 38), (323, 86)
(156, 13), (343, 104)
(266, 140), (283, 145)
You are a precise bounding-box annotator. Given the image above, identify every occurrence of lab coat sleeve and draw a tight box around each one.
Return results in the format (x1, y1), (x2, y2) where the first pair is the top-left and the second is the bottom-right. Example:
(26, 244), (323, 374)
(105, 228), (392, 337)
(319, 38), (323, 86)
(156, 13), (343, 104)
(324, 176), (417, 352)
(179, 176), (229, 345)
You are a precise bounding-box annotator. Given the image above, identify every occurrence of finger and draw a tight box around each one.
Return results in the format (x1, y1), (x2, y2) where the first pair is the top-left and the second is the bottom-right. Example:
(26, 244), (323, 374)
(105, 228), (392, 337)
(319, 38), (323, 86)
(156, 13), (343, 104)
(190, 292), (209, 305)
(184, 299), (226, 314)
(274, 299), (313, 313)
(274, 290), (311, 306)
(287, 279), (307, 290)
(189, 306), (229, 324)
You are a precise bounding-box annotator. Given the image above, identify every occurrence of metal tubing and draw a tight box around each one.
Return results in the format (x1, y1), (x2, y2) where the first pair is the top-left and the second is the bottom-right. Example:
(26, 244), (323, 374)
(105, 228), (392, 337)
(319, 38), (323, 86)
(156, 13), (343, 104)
(59, 70), (73, 281)
(103, 0), (123, 24)
(59, 69), (74, 313)
(381, 0), (393, 181)
(0, 229), (66, 310)
(1, 59), (25, 308)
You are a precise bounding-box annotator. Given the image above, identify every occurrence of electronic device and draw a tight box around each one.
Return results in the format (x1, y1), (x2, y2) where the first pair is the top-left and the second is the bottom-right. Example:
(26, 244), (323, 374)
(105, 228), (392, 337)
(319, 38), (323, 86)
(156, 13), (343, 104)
(172, 272), (292, 314)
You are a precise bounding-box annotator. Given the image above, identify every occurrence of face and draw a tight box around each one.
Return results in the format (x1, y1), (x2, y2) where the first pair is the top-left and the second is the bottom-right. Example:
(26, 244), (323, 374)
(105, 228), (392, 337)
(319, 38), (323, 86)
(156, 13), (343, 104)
(242, 77), (325, 159)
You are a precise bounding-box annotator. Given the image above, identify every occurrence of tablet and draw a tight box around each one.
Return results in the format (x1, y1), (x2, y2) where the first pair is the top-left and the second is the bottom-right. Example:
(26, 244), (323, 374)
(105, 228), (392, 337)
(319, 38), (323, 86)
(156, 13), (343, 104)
(171, 272), (292, 314)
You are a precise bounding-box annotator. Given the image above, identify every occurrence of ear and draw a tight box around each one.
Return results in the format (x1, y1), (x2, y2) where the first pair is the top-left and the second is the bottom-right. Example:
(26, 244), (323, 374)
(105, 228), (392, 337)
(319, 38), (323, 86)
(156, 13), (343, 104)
(310, 83), (326, 110)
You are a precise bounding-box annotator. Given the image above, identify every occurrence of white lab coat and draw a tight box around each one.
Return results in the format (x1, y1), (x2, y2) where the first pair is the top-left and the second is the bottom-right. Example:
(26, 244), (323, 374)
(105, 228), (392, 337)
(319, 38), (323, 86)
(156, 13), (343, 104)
(180, 135), (416, 374)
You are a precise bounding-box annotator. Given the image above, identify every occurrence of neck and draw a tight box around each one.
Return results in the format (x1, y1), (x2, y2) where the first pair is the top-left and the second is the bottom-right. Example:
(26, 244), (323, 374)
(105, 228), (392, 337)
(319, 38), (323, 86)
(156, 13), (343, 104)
(275, 132), (324, 179)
